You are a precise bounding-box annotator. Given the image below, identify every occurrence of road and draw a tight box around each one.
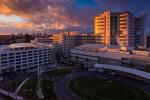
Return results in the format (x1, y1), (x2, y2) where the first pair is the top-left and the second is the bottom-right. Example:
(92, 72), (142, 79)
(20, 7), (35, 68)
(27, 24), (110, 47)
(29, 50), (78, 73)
(53, 69), (150, 100)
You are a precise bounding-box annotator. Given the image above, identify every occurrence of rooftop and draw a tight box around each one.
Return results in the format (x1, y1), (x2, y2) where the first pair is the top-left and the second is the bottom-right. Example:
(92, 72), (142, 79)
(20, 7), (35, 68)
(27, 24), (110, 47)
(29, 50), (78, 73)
(71, 44), (150, 61)
(0, 43), (52, 54)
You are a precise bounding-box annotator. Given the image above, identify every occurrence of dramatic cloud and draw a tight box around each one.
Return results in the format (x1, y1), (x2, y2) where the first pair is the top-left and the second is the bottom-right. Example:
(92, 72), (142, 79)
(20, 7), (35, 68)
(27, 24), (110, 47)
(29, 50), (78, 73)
(0, 0), (150, 34)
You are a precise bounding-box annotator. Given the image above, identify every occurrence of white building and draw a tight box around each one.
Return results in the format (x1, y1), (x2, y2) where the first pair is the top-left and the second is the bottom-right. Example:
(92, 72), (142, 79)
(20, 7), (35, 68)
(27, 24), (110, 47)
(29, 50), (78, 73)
(0, 43), (53, 72)
(70, 44), (150, 71)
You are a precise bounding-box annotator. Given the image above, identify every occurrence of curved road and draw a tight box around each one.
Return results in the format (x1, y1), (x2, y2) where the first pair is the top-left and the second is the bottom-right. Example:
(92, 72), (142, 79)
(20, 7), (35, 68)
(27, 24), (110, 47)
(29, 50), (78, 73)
(54, 69), (150, 100)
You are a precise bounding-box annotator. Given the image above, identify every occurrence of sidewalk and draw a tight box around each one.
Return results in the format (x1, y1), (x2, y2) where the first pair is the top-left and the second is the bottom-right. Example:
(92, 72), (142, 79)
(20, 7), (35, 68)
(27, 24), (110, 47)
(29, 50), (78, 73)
(0, 88), (23, 100)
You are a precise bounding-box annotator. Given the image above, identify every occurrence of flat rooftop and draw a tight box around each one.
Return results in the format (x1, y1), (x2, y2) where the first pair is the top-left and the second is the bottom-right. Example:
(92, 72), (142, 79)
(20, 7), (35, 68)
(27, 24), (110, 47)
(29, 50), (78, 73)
(0, 43), (52, 54)
(71, 44), (150, 61)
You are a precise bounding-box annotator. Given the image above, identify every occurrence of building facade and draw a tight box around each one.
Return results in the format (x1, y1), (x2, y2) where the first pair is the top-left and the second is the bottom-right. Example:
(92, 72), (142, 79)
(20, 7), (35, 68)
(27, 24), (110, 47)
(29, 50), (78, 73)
(79, 34), (100, 44)
(70, 44), (150, 72)
(94, 11), (146, 47)
(34, 36), (53, 44)
(53, 31), (79, 54)
(53, 32), (100, 54)
(0, 43), (53, 72)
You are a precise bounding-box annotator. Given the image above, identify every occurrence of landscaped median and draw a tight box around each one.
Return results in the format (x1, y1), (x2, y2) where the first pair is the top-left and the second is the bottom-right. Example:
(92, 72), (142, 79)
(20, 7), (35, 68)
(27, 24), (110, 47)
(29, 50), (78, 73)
(68, 76), (150, 100)
(18, 68), (71, 100)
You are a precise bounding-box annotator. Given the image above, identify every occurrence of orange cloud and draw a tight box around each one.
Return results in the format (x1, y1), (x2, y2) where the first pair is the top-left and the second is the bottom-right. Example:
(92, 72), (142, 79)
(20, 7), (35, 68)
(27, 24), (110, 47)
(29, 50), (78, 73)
(0, 4), (11, 15)
(15, 22), (33, 29)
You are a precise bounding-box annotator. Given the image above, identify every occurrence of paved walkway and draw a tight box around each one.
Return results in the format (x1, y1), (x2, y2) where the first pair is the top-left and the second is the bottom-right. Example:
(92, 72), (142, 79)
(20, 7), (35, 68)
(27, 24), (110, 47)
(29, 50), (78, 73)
(0, 88), (23, 100)
(15, 77), (30, 94)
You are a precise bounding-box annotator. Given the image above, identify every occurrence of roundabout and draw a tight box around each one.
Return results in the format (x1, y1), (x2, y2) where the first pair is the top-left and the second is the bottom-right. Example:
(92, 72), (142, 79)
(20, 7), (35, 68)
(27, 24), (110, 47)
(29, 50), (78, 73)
(9, 67), (150, 100)
(68, 76), (150, 100)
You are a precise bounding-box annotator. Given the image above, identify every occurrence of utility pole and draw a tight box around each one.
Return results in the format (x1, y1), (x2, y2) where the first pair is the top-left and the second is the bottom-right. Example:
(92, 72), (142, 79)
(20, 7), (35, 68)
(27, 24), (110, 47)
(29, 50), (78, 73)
(37, 65), (44, 99)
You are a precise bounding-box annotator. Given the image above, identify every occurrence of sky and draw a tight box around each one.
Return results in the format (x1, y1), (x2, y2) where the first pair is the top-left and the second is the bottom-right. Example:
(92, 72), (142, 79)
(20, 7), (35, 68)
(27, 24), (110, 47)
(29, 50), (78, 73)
(0, 0), (150, 35)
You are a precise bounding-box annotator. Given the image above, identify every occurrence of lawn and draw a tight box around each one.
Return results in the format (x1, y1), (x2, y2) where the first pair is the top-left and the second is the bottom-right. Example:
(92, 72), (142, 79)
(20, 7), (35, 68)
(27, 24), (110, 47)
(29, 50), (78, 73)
(68, 76), (150, 100)
(0, 72), (27, 92)
(19, 78), (57, 100)
(19, 78), (37, 99)
(19, 68), (71, 99)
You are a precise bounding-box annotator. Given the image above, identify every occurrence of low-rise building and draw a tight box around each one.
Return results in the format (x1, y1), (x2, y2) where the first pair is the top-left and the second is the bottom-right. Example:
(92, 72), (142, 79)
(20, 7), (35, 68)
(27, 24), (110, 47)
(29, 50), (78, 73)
(70, 44), (150, 71)
(132, 50), (150, 56)
(34, 36), (53, 44)
(53, 31), (78, 54)
(0, 43), (53, 72)
(53, 32), (100, 55)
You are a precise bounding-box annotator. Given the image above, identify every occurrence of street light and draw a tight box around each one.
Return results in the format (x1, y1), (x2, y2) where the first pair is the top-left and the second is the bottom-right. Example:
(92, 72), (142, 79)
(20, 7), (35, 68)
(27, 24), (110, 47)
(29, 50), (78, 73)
(37, 65), (44, 99)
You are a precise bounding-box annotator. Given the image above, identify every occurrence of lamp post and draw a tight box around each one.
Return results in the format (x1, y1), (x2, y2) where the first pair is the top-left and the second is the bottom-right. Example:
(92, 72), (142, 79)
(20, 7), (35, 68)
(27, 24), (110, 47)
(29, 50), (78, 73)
(37, 65), (44, 99)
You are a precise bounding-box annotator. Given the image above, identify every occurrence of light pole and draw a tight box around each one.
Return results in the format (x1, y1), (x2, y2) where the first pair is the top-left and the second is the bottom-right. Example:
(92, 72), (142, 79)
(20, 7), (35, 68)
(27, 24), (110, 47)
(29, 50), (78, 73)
(37, 65), (44, 99)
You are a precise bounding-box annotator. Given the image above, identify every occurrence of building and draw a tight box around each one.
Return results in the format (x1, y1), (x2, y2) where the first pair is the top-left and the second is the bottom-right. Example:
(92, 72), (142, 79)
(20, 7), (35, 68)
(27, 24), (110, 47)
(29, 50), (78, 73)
(94, 11), (146, 47)
(34, 35), (53, 44)
(0, 43), (53, 72)
(78, 34), (100, 44)
(53, 31), (101, 54)
(53, 31), (79, 54)
(146, 34), (150, 47)
(95, 11), (111, 45)
(70, 44), (150, 71)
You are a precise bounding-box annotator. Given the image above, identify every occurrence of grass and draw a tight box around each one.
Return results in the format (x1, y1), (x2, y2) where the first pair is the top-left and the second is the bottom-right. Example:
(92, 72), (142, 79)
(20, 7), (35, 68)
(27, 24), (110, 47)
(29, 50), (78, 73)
(19, 78), (37, 99)
(42, 80), (57, 100)
(19, 68), (71, 99)
(68, 76), (150, 100)
(19, 78), (57, 100)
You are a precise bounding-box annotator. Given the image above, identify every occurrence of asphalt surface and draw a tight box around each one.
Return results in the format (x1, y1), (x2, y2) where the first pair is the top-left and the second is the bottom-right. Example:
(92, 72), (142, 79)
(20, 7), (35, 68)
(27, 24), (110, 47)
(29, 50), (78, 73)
(0, 67), (150, 100)
(53, 69), (150, 100)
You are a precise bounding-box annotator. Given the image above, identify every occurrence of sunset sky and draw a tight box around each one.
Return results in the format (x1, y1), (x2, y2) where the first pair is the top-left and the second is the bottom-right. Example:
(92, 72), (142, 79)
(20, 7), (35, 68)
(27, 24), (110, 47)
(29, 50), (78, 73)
(0, 0), (150, 34)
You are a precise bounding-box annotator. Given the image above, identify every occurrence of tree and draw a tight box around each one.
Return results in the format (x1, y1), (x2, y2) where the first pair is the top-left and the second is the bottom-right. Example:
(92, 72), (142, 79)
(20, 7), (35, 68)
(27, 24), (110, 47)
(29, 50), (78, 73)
(68, 54), (71, 62)
(97, 57), (101, 64)
(75, 56), (79, 62)
(55, 52), (61, 61)
(85, 58), (89, 67)
(24, 33), (31, 43)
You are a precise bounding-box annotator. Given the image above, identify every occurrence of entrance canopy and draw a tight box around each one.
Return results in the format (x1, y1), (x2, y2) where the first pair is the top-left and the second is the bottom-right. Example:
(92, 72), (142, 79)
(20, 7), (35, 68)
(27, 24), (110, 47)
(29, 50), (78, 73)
(95, 64), (150, 80)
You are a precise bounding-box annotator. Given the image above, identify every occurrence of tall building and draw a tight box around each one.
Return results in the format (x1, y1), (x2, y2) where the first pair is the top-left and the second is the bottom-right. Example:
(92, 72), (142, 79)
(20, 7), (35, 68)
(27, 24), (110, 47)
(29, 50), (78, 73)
(94, 11), (146, 47)
(94, 11), (111, 45)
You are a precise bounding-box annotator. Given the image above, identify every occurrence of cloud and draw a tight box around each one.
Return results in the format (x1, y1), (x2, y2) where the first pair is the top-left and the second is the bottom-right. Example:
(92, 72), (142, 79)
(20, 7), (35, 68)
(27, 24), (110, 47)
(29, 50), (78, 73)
(0, 0), (150, 34)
